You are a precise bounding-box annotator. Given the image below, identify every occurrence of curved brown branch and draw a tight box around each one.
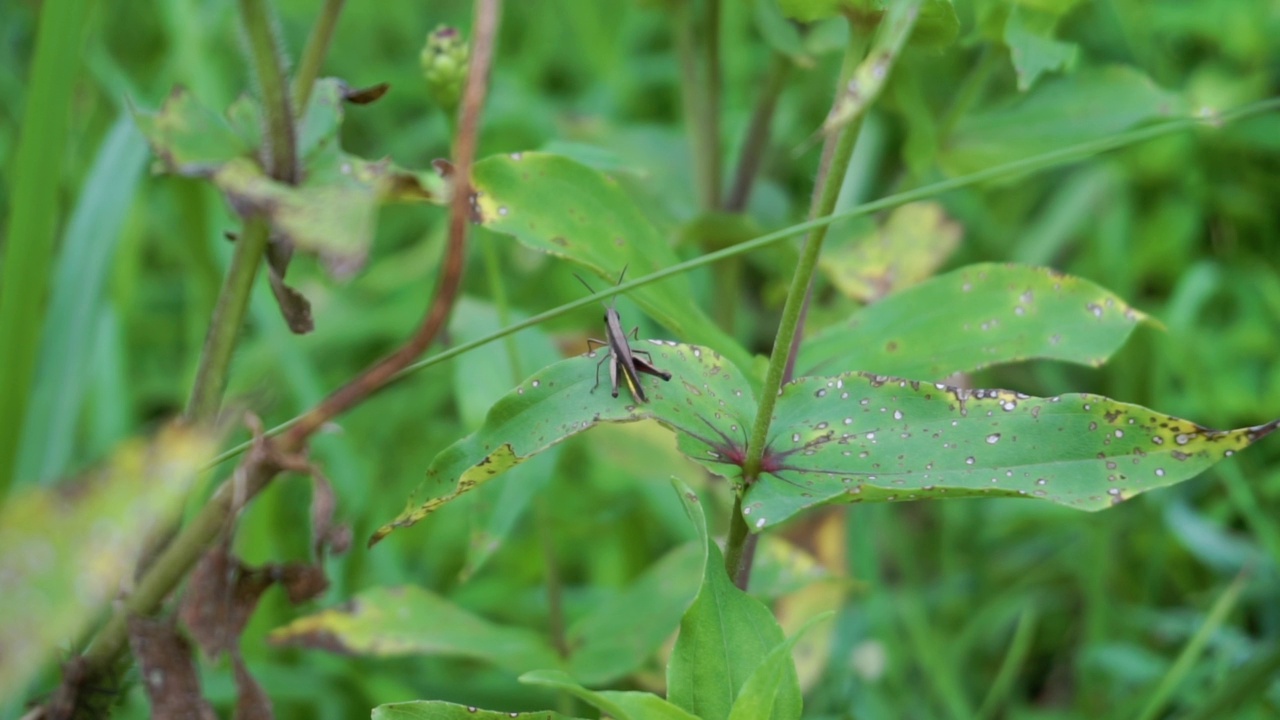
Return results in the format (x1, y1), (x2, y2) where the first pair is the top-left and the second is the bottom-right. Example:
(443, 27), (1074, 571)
(283, 0), (500, 443)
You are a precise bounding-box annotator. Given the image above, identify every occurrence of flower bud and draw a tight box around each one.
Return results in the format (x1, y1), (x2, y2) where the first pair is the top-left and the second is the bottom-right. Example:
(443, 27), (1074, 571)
(421, 25), (469, 114)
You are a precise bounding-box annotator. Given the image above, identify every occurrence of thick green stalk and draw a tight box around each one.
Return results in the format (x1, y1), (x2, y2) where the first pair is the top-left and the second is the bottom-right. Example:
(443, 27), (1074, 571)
(743, 115), (863, 479)
(239, 0), (298, 183)
(0, 0), (91, 497)
(723, 492), (752, 585)
(674, 3), (718, 211)
(186, 0), (299, 423)
(185, 219), (272, 421)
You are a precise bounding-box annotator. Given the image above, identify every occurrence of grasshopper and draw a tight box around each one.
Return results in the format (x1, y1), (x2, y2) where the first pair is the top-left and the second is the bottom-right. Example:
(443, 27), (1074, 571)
(575, 266), (672, 403)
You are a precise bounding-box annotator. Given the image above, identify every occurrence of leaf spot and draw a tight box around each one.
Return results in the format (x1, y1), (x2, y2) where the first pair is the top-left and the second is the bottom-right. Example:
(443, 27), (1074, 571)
(986, 433), (1001, 444)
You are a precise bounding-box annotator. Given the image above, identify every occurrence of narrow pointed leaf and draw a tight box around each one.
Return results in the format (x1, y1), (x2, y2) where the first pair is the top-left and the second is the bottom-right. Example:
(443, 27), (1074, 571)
(744, 372), (1280, 529)
(667, 534), (799, 720)
(728, 612), (833, 720)
(372, 342), (756, 544)
(268, 585), (560, 675)
(470, 152), (753, 376)
(800, 263), (1151, 379)
(521, 669), (700, 720)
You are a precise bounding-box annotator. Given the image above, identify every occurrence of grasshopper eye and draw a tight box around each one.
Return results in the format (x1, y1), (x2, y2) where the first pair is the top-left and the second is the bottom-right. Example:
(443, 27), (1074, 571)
(602, 313), (608, 323)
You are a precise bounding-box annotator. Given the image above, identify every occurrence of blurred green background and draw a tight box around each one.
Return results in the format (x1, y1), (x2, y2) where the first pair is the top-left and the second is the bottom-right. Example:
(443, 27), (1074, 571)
(2, 0), (1279, 717)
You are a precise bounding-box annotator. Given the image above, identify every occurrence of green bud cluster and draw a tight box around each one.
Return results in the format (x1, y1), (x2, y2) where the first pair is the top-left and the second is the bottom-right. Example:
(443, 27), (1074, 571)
(420, 25), (469, 114)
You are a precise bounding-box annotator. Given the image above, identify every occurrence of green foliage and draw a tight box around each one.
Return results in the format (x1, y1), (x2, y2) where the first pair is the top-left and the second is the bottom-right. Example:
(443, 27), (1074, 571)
(5, 0), (1280, 718)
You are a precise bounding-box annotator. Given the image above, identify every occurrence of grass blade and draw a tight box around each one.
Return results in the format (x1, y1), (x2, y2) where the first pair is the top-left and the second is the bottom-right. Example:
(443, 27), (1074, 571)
(0, 0), (92, 498)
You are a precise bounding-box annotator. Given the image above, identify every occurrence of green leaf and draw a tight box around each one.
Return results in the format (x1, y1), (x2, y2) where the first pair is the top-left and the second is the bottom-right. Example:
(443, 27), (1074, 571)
(470, 152), (754, 377)
(268, 585), (560, 675)
(130, 86), (252, 173)
(1004, 4), (1078, 91)
(0, 425), (216, 698)
(567, 542), (705, 685)
(372, 701), (586, 720)
(667, 488), (800, 720)
(449, 298), (565, 579)
(817, 202), (961, 303)
(941, 66), (1188, 176)
(800, 263), (1151, 379)
(371, 342), (756, 544)
(521, 669), (701, 720)
(15, 114), (149, 486)
(132, 79), (445, 278)
(743, 372), (1280, 529)
(728, 613), (834, 720)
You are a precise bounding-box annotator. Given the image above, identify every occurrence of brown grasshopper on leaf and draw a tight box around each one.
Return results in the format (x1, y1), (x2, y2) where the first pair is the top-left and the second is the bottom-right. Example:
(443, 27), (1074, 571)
(575, 266), (672, 403)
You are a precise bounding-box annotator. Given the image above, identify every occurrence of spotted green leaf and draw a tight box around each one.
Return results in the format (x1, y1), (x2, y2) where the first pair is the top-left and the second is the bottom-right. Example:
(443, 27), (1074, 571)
(372, 701), (586, 720)
(0, 424), (216, 699)
(800, 263), (1152, 380)
(268, 585), (560, 674)
(522, 669), (701, 720)
(132, 79), (445, 277)
(371, 342), (755, 544)
(470, 152), (753, 377)
(744, 373), (1280, 529)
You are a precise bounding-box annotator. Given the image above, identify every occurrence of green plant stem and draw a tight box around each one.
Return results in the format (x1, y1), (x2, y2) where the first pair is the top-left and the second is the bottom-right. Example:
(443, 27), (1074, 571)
(292, 0), (346, 112)
(80, 456), (278, 674)
(726, 53), (791, 212)
(239, 0), (298, 183)
(743, 99), (864, 479)
(724, 492), (759, 589)
(185, 219), (272, 422)
(674, 3), (717, 211)
(200, 97), (1280, 468)
(0, 0), (90, 498)
(702, 0), (722, 208)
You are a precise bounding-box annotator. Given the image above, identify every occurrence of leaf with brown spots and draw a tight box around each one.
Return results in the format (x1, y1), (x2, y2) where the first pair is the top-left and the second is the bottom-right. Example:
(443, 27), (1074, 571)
(269, 586), (560, 674)
(818, 202), (961, 303)
(801, 263), (1153, 380)
(743, 372), (1280, 529)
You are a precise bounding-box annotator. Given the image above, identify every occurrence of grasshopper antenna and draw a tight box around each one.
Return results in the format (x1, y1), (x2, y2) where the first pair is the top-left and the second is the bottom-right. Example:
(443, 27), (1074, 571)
(572, 272), (609, 307)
